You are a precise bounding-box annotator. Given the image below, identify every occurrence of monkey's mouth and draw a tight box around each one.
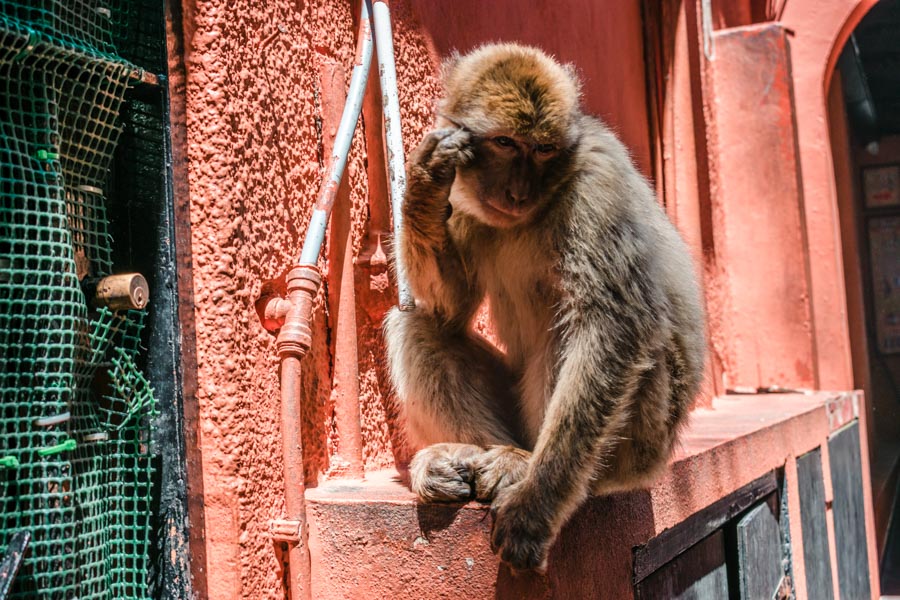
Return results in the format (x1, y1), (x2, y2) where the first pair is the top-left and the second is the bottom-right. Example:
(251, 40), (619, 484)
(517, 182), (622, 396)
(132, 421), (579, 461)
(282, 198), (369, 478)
(483, 197), (534, 221)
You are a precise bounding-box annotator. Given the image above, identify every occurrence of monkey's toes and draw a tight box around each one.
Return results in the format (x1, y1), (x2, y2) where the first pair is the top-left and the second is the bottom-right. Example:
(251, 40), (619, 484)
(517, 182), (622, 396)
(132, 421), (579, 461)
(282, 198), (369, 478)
(409, 445), (479, 503)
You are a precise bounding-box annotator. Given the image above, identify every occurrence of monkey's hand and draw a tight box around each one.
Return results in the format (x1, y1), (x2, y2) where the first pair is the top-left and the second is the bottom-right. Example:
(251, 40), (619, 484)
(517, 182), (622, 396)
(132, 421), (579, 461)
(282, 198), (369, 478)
(407, 128), (474, 191)
(474, 446), (530, 502)
(490, 481), (554, 574)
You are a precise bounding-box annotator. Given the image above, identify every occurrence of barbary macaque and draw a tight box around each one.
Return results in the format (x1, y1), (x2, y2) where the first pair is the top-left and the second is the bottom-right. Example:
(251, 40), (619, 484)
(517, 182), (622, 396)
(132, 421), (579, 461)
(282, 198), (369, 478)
(384, 43), (705, 572)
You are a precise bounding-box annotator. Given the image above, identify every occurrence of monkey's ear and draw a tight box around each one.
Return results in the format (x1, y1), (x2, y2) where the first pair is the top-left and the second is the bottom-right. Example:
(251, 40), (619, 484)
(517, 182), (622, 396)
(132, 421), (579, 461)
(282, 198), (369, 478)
(563, 62), (585, 100)
(440, 50), (462, 83)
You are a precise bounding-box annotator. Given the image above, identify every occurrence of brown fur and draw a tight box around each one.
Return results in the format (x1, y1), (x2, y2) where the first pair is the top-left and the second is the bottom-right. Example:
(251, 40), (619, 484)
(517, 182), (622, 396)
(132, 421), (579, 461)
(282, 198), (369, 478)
(384, 44), (705, 573)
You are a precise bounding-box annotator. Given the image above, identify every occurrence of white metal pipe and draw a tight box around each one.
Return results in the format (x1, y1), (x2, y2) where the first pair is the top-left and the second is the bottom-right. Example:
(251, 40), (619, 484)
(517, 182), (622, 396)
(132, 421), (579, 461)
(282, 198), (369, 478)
(369, 0), (415, 311)
(298, 3), (374, 266)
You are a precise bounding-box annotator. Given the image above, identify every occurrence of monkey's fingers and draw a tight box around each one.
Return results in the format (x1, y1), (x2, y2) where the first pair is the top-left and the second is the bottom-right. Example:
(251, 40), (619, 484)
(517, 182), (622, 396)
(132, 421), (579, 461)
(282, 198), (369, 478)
(407, 128), (465, 189)
(490, 485), (553, 574)
(410, 128), (458, 163)
(474, 445), (530, 502)
(431, 129), (475, 170)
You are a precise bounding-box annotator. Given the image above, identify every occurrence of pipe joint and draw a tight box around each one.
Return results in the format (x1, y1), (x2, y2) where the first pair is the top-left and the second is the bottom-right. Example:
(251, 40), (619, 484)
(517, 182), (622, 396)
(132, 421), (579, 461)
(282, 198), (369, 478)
(275, 266), (322, 359)
(259, 297), (291, 332)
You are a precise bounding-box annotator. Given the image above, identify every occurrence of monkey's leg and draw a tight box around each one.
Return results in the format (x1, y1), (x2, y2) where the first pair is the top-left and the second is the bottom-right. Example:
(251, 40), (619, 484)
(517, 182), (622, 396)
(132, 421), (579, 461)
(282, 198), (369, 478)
(384, 307), (525, 502)
(593, 349), (678, 493)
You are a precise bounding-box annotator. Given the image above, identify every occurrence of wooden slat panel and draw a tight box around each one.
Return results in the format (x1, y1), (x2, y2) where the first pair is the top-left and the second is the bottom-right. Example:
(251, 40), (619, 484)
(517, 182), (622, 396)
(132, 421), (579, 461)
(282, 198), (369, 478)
(736, 501), (783, 599)
(635, 531), (729, 600)
(828, 421), (872, 600)
(633, 472), (777, 583)
(797, 448), (835, 600)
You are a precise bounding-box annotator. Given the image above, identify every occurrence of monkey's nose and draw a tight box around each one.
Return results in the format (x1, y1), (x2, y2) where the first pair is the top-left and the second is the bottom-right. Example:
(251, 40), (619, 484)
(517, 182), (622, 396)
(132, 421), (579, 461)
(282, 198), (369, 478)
(505, 189), (525, 206)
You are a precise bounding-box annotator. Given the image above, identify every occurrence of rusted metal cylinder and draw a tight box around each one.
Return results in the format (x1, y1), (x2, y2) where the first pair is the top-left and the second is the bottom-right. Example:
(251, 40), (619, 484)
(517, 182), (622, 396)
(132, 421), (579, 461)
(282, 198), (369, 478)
(90, 273), (150, 311)
(276, 267), (320, 358)
(278, 354), (311, 600)
(272, 265), (321, 600)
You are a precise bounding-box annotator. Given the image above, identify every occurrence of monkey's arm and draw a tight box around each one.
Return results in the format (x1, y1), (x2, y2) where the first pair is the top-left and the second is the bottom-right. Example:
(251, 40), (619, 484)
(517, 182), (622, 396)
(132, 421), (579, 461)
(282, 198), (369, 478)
(401, 129), (479, 325)
(491, 245), (663, 572)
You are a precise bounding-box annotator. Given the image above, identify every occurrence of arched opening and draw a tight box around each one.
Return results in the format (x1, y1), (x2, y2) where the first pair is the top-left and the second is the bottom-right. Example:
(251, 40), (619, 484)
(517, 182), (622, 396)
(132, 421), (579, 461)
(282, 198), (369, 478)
(827, 0), (900, 591)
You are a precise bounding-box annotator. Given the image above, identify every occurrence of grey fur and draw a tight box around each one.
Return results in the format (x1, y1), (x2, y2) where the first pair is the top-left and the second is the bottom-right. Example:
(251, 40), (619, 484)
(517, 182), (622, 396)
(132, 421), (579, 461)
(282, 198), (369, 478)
(384, 44), (705, 573)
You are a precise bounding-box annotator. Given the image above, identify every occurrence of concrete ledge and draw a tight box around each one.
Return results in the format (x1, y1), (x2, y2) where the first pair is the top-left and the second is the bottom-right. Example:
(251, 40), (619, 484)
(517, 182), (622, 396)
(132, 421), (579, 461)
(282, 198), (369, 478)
(305, 391), (865, 599)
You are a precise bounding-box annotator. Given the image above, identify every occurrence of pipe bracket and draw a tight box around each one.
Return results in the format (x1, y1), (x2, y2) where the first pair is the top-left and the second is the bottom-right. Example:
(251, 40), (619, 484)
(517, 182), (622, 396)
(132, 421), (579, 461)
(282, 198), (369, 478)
(270, 519), (303, 544)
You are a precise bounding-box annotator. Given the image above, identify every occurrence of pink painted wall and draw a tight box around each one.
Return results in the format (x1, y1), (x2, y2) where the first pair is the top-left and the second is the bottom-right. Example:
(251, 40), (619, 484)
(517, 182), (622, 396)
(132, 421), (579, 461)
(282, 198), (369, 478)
(780, 0), (878, 391)
(173, 0), (651, 596)
(173, 0), (441, 595)
(704, 24), (816, 391)
(408, 0), (652, 177)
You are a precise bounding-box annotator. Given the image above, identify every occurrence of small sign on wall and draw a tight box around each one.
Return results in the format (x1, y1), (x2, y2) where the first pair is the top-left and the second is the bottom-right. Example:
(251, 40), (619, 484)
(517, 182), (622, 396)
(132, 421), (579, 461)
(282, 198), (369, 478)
(868, 216), (900, 354)
(862, 164), (900, 208)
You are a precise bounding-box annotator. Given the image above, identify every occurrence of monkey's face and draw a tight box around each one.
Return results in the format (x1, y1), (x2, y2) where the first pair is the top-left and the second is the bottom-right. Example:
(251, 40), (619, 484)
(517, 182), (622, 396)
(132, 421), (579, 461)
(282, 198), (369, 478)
(451, 131), (567, 228)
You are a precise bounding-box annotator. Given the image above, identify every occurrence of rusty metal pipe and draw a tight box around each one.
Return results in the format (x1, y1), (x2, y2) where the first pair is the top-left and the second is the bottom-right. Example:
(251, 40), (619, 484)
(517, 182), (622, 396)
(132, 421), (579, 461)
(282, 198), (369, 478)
(278, 354), (310, 599)
(271, 266), (321, 600)
(258, 4), (374, 599)
(329, 211), (365, 477)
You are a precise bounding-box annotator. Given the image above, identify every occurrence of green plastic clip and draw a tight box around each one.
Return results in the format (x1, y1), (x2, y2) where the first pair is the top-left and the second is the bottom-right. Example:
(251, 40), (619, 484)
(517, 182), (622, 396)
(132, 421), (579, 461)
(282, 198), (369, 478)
(36, 149), (60, 161)
(37, 438), (76, 457)
(0, 456), (19, 468)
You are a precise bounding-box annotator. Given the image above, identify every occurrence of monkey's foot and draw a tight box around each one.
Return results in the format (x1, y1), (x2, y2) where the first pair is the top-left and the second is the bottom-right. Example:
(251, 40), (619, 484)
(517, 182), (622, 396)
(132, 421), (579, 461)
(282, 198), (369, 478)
(474, 446), (530, 502)
(409, 443), (483, 502)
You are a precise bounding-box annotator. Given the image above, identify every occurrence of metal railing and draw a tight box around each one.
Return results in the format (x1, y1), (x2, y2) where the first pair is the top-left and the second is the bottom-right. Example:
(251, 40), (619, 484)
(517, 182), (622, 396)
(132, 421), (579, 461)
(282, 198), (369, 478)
(254, 2), (412, 598)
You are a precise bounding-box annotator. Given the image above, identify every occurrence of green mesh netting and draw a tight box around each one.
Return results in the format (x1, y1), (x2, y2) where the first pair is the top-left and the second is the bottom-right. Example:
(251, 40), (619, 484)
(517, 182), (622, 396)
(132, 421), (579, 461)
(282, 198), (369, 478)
(0, 3), (158, 598)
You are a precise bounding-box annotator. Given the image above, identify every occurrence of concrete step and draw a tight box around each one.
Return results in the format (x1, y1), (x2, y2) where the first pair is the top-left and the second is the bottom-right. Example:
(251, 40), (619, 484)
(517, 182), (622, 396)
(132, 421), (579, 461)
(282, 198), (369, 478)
(305, 392), (870, 599)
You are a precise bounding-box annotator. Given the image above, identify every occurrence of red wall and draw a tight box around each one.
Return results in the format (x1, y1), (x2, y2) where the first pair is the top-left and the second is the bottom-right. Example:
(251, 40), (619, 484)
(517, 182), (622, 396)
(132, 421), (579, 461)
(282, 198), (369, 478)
(171, 0), (650, 596)
(409, 0), (652, 176)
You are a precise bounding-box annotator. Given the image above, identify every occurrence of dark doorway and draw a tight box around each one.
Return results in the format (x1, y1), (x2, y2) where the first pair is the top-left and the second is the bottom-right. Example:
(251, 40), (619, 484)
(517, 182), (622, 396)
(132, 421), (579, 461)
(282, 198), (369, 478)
(828, 0), (900, 593)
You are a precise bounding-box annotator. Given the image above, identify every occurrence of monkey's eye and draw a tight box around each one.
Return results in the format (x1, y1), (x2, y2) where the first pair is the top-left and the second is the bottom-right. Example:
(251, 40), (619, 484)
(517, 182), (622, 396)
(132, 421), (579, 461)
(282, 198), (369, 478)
(536, 143), (557, 154)
(493, 136), (516, 148)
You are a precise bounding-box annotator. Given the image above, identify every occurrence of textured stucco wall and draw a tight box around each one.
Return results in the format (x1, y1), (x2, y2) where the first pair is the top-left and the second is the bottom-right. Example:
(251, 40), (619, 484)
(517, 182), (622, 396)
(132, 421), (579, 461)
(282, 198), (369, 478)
(173, 0), (891, 596)
(174, 0), (653, 596)
(178, 0), (441, 596)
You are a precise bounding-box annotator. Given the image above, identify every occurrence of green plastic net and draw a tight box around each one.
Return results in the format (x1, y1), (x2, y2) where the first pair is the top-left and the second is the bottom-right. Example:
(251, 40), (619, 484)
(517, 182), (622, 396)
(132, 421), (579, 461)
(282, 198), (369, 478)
(0, 2), (158, 598)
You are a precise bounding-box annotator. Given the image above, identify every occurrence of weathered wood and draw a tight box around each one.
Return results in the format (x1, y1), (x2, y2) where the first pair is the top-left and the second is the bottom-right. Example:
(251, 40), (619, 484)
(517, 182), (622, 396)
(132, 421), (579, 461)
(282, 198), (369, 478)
(633, 472), (778, 583)
(635, 531), (729, 600)
(736, 501), (783, 599)
(797, 448), (835, 600)
(778, 473), (797, 600)
(828, 421), (872, 600)
(0, 531), (30, 599)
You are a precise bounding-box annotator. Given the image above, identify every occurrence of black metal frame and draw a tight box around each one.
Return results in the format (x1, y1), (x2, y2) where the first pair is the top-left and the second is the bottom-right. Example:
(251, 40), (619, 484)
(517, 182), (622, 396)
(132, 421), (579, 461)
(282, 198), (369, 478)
(106, 3), (195, 597)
